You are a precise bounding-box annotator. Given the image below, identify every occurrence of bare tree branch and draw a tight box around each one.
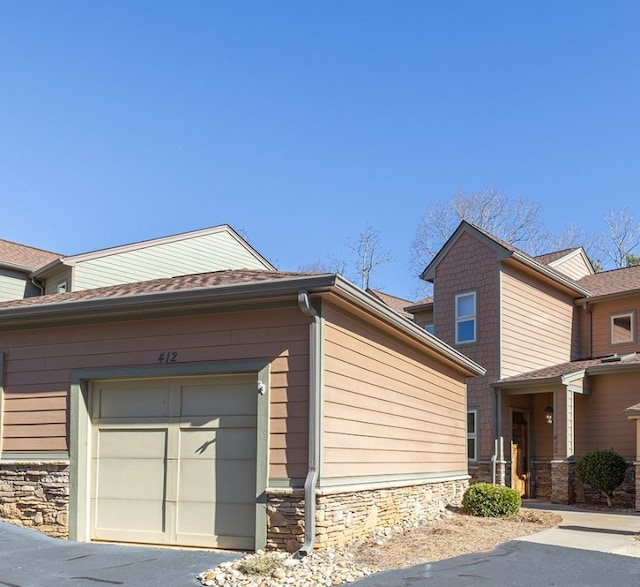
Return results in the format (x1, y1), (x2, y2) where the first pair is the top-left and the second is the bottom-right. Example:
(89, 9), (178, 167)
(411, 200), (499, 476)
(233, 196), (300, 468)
(346, 226), (393, 290)
(595, 208), (640, 269)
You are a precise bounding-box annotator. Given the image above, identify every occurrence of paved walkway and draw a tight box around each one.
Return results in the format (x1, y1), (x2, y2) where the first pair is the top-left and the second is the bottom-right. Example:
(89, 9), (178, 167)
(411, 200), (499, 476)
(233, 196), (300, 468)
(520, 500), (640, 557)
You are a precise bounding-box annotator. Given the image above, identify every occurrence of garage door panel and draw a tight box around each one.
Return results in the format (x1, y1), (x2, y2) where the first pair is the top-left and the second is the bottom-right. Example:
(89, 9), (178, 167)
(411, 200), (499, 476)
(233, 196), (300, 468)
(96, 428), (168, 459)
(180, 379), (255, 417)
(179, 428), (257, 460)
(96, 383), (171, 418)
(94, 498), (165, 534)
(90, 374), (259, 550)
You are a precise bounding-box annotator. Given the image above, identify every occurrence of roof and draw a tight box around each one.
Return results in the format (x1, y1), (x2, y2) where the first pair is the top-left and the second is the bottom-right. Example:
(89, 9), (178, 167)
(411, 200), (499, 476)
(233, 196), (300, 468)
(420, 221), (592, 297)
(535, 248), (581, 265)
(0, 268), (486, 378)
(0, 239), (61, 271)
(577, 265), (640, 298)
(495, 352), (640, 388)
(404, 295), (433, 313)
(367, 289), (415, 318)
(33, 224), (276, 277)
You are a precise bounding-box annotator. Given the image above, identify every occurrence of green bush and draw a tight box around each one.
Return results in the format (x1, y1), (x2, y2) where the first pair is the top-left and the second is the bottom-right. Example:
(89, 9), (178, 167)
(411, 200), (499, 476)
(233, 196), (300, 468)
(462, 483), (521, 517)
(576, 448), (627, 507)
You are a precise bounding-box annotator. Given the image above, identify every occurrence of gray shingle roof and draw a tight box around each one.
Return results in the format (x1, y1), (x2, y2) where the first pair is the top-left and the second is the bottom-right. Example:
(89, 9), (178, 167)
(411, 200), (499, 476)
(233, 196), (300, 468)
(577, 265), (640, 297)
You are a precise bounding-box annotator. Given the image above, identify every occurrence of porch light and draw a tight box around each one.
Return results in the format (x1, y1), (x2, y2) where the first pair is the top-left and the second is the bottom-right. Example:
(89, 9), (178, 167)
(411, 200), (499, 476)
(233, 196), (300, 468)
(544, 406), (553, 425)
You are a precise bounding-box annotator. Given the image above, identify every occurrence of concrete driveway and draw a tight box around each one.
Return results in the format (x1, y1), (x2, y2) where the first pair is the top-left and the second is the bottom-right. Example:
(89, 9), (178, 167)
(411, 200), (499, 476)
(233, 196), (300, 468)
(0, 521), (241, 587)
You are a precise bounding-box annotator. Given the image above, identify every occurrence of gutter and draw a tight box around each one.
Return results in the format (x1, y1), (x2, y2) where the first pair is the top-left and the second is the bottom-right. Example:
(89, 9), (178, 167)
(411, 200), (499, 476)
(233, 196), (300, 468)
(296, 290), (322, 557)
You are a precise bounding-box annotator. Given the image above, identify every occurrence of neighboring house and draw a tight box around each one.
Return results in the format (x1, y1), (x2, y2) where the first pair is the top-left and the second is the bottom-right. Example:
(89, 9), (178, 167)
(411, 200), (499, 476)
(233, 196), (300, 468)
(0, 229), (484, 552)
(411, 220), (640, 508)
(0, 239), (60, 301)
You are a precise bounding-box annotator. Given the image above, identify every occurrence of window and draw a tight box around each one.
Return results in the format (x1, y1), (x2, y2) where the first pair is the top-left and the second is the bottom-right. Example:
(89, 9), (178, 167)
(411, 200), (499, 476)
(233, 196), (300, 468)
(425, 324), (435, 335)
(467, 410), (478, 461)
(611, 311), (635, 345)
(455, 291), (476, 344)
(56, 280), (69, 294)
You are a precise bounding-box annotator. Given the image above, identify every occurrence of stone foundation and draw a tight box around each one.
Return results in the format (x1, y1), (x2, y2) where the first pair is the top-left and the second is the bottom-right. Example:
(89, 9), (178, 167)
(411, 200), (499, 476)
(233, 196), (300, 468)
(468, 460), (504, 485)
(266, 477), (468, 552)
(575, 462), (635, 509)
(550, 460), (576, 504)
(0, 461), (69, 538)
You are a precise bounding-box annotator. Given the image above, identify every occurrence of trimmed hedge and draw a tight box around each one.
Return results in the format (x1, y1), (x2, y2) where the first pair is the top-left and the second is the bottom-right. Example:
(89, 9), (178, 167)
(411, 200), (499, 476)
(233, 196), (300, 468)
(576, 448), (627, 507)
(462, 483), (521, 517)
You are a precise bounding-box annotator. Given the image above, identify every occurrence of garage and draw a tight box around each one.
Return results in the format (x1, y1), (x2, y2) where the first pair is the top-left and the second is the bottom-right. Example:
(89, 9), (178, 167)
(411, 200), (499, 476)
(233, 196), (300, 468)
(89, 373), (259, 550)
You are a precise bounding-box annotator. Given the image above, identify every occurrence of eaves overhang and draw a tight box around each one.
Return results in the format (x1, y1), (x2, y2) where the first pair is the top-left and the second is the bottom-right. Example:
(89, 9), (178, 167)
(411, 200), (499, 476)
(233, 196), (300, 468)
(0, 272), (485, 379)
(575, 287), (640, 305)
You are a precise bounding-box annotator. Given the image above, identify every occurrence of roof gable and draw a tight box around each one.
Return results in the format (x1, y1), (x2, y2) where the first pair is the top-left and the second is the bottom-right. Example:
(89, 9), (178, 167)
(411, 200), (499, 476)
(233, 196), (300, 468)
(0, 239), (61, 272)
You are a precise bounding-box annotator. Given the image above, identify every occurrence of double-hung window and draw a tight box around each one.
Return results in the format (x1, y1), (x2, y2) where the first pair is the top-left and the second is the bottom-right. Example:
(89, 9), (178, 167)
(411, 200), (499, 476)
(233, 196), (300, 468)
(611, 311), (635, 345)
(467, 409), (478, 462)
(455, 291), (476, 344)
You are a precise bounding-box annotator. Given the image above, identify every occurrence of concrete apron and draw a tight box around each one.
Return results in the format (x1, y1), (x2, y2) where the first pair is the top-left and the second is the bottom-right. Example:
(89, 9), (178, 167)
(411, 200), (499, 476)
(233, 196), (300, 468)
(520, 500), (640, 558)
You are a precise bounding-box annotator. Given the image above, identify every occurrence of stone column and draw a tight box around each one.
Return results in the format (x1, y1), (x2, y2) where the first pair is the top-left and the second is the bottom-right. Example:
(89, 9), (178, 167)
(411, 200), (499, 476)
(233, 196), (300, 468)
(551, 459), (576, 504)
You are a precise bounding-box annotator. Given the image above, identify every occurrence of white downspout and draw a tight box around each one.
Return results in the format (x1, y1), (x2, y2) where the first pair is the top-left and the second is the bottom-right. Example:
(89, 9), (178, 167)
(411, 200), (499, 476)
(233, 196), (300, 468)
(296, 290), (321, 557)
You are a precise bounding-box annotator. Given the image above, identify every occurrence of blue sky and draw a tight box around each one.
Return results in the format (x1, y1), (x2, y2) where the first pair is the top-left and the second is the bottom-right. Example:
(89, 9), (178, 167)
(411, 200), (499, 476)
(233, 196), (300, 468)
(2, 1), (640, 300)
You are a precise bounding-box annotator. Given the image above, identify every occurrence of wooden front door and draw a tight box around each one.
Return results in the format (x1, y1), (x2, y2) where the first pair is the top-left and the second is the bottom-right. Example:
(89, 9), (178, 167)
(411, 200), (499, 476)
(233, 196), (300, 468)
(511, 411), (529, 497)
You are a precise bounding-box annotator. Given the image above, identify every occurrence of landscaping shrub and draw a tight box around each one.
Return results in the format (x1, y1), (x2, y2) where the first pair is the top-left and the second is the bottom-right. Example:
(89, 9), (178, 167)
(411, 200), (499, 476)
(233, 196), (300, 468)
(462, 483), (521, 517)
(576, 448), (627, 507)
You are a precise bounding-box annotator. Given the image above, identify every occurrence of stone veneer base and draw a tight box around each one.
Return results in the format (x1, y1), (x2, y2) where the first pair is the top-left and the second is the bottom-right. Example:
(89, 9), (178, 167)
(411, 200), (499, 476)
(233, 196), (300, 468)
(266, 477), (469, 552)
(0, 461), (69, 538)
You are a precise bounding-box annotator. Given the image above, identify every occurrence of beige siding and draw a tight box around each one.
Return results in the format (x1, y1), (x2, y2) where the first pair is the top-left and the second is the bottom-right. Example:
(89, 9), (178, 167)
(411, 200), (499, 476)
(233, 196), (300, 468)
(574, 372), (638, 458)
(590, 298), (640, 358)
(411, 308), (434, 331)
(321, 303), (468, 481)
(549, 252), (592, 281)
(501, 265), (575, 378)
(0, 269), (38, 301)
(71, 231), (271, 291)
(43, 267), (73, 296)
(0, 306), (309, 480)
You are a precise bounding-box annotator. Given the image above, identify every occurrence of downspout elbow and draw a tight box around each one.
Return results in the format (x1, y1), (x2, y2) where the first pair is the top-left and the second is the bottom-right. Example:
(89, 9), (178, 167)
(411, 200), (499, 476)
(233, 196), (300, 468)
(296, 290), (320, 557)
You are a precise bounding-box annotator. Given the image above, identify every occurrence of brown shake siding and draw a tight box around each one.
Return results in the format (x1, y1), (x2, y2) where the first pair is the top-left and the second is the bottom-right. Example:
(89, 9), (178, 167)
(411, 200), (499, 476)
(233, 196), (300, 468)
(589, 298), (640, 358)
(434, 232), (500, 459)
(321, 302), (468, 481)
(500, 265), (575, 378)
(574, 372), (638, 458)
(0, 306), (310, 480)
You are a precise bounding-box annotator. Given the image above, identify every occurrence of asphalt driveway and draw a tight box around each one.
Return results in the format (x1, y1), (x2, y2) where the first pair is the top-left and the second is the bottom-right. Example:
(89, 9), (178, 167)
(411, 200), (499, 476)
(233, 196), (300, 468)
(0, 521), (241, 587)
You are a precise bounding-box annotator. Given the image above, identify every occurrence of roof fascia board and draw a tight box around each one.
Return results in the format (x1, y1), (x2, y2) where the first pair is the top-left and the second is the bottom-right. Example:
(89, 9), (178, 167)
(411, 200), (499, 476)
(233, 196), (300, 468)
(32, 225), (276, 276)
(576, 288), (640, 305)
(509, 251), (592, 296)
(331, 275), (485, 377)
(420, 221), (509, 281)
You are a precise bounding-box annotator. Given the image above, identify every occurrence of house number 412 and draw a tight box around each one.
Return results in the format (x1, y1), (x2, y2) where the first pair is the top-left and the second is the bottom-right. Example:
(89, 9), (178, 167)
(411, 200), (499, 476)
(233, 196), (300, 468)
(157, 351), (178, 364)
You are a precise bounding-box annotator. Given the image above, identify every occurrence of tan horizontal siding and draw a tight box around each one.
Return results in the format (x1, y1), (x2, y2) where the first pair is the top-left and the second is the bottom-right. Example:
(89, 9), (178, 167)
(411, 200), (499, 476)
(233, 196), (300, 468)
(551, 254), (592, 281)
(574, 373), (637, 458)
(590, 299), (640, 358)
(0, 307), (309, 481)
(501, 267), (574, 378)
(321, 303), (467, 480)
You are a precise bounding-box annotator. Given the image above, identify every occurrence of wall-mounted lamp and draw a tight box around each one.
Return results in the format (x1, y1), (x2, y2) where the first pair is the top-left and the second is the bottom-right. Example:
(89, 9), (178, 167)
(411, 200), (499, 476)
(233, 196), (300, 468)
(544, 406), (554, 425)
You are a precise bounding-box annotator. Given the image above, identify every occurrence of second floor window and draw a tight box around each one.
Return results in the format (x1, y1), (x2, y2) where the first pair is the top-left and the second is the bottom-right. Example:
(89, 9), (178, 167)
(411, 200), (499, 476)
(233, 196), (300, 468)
(455, 291), (476, 344)
(611, 311), (635, 345)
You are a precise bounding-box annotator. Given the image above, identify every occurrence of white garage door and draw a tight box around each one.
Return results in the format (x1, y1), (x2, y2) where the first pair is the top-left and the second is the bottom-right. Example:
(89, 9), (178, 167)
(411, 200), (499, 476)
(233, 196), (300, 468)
(90, 374), (258, 550)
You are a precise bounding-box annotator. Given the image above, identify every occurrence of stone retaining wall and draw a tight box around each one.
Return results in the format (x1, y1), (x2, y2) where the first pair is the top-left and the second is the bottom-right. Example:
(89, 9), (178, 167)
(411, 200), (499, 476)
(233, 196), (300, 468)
(267, 477), (468, 552)
(575, 462), (636, 508)
(0, 461), (69, 538)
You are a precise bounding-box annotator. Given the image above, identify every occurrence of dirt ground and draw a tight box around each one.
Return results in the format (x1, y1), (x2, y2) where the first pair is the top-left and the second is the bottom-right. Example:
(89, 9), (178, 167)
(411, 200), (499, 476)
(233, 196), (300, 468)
(346, 508), (562, 572)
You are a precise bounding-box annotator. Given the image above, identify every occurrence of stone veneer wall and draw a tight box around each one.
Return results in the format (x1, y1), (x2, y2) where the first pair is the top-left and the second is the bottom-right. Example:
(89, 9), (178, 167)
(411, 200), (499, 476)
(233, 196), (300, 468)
(531, 461), (551, 499)
(575, 462), (636, 509)
(0, 461), (69, 538)
(266, 478), (469, 552)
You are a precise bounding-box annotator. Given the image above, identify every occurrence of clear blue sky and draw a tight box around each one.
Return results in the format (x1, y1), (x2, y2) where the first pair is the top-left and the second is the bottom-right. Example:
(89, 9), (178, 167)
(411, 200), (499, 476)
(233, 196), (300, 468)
(2, 1), (640, 300)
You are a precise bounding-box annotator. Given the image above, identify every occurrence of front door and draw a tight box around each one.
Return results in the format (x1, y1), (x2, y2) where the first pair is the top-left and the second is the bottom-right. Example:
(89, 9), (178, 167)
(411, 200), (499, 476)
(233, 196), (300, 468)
(511, 411), (529, 497)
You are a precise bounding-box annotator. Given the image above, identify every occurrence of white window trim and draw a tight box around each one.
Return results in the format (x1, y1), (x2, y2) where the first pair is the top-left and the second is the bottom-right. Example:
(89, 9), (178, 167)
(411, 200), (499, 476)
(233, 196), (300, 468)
(455, 291), (476, 344)
(467, 408), (478, 462)
(425, 323), (435, 335)
(610, 311), (635, 345)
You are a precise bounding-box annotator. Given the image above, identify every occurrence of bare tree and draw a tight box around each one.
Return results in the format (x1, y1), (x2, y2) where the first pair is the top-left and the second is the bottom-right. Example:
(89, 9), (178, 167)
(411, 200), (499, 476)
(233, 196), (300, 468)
(595, 208), (640, 269)
(412, 188), (546, 271)
(345, 226), (393, 290)
(298, 255), (347, 275)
